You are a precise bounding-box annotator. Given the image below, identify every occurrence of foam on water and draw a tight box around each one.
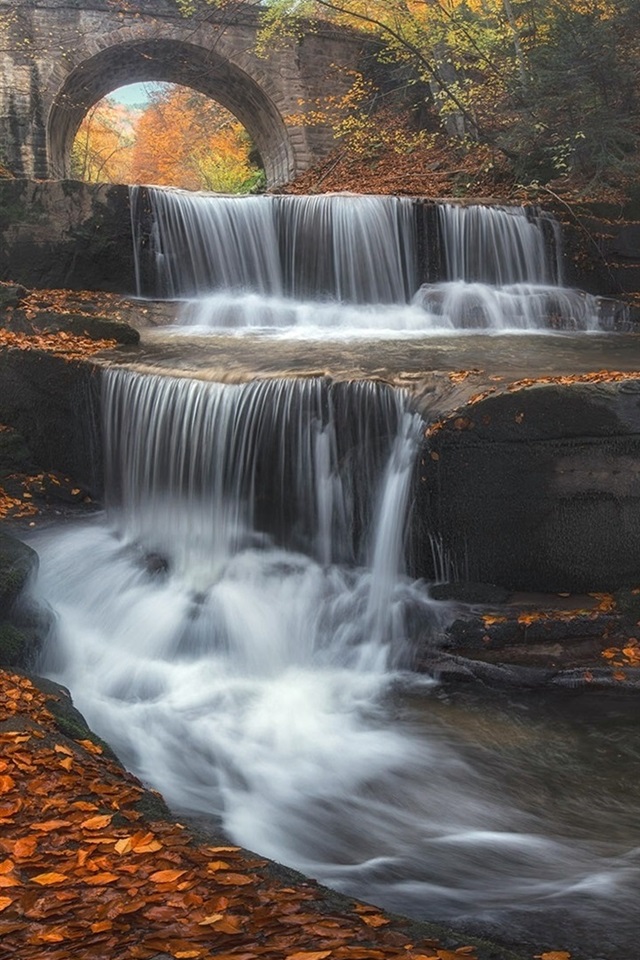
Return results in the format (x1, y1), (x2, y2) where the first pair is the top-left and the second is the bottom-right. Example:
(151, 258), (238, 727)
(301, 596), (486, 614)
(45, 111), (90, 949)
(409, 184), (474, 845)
(31, 369), (640, 955)
(131, 189), (612, 332)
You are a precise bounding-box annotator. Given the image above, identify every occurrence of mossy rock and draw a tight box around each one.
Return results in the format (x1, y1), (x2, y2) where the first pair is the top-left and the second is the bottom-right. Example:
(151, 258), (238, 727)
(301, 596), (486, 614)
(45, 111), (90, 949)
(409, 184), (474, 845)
(5, 310), (139, 345)
(0, 621), (37, 668)
(0, 425), (33, 479)
(613, 586), (640, 624)
(0, 281), (26, 310)
(0, 532), (38, 617)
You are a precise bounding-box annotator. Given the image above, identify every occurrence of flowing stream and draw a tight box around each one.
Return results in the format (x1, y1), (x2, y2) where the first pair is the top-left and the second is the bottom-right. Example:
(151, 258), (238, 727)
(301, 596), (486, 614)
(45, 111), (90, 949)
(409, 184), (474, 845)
(29, 191), (640, 958)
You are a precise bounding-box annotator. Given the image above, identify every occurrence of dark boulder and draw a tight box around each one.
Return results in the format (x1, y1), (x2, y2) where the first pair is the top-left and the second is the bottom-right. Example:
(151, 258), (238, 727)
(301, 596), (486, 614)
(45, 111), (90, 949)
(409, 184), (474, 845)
(0, 531), (37, 617)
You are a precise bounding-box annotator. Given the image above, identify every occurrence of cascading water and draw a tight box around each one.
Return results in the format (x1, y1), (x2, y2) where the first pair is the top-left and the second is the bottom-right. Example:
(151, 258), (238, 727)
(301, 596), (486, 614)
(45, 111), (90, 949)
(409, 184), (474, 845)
(25, 190), (640, 958)
(32, 368), (640, 957)
(131, 187), (612, 332)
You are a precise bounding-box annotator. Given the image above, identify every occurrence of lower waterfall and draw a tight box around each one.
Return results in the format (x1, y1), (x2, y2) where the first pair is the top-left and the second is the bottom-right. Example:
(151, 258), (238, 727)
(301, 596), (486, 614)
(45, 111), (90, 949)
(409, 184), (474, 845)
(31, 370), (640, 957)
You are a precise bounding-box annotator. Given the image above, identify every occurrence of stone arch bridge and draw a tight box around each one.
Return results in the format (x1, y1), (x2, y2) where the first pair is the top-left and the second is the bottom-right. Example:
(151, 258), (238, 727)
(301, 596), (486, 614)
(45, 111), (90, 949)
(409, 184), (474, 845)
(0, 0), (370, 186)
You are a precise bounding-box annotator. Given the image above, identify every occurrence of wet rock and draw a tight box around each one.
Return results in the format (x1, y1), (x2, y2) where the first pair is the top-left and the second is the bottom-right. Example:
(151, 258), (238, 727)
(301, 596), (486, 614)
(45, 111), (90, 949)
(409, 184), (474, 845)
(610, 224), (640, 261)
(0, 280), (27, 309)
(0, 531), (37, 617)
(430, 582), (510, 604)
(5, 309), (140, 345)
(0, 424), (34, 478)
(145, 552), (169, 577)
(613, 585), (640, 625)
(0, 622), (35, 667)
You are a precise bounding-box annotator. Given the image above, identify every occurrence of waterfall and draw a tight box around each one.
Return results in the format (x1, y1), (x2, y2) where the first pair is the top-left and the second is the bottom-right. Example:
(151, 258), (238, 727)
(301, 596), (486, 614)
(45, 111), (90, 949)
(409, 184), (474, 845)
(131, 188), (417, 304)
(437, 203), (559, 285)
(27, 196), (639, 955)
(131, 188), (611, 332)
(102, 370), (420, 591)
(30, 369), (637, 950)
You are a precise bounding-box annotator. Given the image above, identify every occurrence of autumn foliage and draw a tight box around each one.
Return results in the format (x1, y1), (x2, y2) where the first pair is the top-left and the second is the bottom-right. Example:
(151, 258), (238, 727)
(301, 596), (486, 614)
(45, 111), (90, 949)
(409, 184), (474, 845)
(0, 671), (486, 960)
(72, 85), (263, 194)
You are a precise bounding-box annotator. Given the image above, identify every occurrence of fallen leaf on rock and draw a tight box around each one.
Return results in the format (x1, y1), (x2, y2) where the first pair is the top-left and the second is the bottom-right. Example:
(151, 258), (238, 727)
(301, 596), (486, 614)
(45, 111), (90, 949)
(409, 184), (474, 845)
(149, 868), (187, 884)
(31, 872), (69, 886)
(286, 952), (333, 960)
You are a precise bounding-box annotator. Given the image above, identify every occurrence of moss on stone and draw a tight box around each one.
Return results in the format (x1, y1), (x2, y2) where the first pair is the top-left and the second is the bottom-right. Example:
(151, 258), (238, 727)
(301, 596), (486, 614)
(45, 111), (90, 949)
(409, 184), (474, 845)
(0, 532), (38, 616)
(0, 425), (33, 479)
(5, 309), (139, 345)
(0, 621), (33, 667)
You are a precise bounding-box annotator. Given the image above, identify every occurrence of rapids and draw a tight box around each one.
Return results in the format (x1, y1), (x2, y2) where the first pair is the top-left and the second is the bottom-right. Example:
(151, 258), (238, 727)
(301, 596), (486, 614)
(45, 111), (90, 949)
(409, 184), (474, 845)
(27, 191), (640, 958)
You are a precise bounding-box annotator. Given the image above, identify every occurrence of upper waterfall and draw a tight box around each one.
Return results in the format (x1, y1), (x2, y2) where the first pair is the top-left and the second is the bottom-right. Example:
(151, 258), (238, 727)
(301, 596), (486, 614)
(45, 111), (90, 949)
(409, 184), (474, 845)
(131, 188), (417, 304)
(130, 187), (610, 332)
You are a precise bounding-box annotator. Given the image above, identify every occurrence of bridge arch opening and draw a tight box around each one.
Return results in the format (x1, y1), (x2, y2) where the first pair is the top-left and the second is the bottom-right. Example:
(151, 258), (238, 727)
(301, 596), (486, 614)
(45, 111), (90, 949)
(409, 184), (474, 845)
(47, 38), (296, 187)
(71, 82), (265, 193)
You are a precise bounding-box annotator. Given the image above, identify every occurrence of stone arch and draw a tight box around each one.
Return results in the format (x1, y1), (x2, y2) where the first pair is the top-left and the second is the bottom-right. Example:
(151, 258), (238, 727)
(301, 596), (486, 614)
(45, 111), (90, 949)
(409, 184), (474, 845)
(47, 38), (296, 186)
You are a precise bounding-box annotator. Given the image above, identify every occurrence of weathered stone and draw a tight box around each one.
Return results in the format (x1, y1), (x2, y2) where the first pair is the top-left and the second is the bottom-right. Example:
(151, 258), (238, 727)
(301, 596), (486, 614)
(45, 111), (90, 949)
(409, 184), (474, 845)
(0, 0), (373, 188)
(0, 622), (38, 668)
(0, 532), (38, 617)
(6, 308), (140, 345)
(0, 425), (33, 479)
(0, 180), (135, 292)
(0, 348), (103, 497)
(419, 379), (640, 592)
(0, 280), (27, 308)
(430, 582), (510, 604)
(610, 224), (640, 261)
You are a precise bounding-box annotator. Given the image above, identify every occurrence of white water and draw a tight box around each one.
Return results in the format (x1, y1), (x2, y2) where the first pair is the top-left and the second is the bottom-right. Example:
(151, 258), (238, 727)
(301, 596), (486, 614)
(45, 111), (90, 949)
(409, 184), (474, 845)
(32, 370), (640, 956)
(131, 189), (614, 332)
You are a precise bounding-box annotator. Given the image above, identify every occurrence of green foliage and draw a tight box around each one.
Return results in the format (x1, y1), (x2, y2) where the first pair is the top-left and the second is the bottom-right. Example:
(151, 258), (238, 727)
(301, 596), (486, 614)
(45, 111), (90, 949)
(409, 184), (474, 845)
(172, 0), (639, 190)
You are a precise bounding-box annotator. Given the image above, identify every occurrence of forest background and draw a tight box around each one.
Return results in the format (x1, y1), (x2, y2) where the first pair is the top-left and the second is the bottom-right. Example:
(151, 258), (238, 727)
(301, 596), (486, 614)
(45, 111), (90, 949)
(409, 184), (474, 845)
(73, 0), (640, 201)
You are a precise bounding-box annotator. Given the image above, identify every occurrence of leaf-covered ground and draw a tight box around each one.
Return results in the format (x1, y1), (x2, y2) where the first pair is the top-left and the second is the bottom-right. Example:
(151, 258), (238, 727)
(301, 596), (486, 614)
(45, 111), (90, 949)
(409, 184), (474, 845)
(0, 669), (529, 960)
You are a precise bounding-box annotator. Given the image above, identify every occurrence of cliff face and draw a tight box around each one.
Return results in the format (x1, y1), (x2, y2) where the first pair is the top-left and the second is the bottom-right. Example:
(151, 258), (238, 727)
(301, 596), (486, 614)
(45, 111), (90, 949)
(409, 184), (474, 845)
(0, 180), (135, 292)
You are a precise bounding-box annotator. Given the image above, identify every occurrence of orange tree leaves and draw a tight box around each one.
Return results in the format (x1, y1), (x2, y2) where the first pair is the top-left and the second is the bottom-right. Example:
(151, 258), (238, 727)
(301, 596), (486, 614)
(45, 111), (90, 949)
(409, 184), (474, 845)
(0, 670), (486, 960)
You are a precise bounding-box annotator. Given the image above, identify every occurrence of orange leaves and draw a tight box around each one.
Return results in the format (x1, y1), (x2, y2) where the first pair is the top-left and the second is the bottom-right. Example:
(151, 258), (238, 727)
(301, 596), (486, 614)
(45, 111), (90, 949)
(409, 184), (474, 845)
(0, 326), (117, 360)
(149, 868), (187, 884)
(535, 953), (571, 960)
(31, 872), (69, 886)
(80, 814), (112, 830)
(76, 739), (103, 755)
(0, 665), (485, 960)
(83, 872), (120, 885)
(359, 913), (390, 928)
(286, 952), (332, 960)
(601, 638), (640, 669)
(0, 775), (16, 795)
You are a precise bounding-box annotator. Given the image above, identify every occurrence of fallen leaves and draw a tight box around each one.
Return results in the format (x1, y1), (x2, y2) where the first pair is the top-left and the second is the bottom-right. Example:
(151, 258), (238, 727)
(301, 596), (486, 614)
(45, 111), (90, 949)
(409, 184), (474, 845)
(0, 668), (485, 960)
(0, 326), (116, 360)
